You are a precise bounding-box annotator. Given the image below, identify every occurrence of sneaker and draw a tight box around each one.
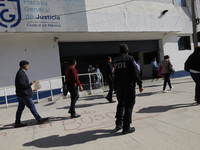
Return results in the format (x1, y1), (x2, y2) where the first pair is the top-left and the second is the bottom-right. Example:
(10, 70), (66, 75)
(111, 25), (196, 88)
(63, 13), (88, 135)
(162, 90), (168, 93)
(122, 127), (135, 134)
(38, 118), (49, 124)
(169, 87), (174, 91)
(14, 123), (27, 128)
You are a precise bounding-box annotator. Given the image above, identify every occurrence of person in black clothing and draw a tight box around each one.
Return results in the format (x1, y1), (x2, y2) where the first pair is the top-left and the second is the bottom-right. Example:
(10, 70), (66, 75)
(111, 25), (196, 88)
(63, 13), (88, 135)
(104, 56), (115, 103)
(113, 44), (143, 134)
(15, 61), (49, 128)
(185, 47), (200, 105)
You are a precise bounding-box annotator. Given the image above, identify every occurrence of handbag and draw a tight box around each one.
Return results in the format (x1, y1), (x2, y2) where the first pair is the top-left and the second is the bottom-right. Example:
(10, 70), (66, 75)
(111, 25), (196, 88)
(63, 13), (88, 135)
(63, 68), (73, 96)
(168, 61), (175, 75)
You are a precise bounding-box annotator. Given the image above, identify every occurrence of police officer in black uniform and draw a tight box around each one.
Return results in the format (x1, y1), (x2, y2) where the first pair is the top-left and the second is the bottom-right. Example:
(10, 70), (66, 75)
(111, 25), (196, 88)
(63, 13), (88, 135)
(113, 43), (143, 134)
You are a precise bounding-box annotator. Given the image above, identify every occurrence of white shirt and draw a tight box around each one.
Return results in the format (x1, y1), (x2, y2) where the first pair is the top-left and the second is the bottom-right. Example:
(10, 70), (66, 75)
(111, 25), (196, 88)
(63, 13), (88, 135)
(88, 67), (94, 72)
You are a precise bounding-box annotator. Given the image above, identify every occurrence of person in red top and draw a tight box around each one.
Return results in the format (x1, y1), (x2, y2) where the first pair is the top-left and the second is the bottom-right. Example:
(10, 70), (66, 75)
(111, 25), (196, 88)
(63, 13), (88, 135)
(65, 58), (83, 118)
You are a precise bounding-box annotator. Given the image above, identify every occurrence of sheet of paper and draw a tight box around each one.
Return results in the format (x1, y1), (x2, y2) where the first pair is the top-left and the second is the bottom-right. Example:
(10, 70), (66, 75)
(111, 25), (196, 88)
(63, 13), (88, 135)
(31, 81), (41, 90)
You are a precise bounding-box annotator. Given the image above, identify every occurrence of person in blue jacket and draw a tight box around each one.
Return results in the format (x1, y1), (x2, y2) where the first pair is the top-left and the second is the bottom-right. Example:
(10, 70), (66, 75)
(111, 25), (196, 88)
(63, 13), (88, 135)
(151, 58), (158, 81)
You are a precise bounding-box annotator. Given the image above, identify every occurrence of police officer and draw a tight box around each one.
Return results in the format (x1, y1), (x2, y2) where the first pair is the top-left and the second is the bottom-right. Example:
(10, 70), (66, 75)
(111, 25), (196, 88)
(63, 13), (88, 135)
(113, 43), (143, 134)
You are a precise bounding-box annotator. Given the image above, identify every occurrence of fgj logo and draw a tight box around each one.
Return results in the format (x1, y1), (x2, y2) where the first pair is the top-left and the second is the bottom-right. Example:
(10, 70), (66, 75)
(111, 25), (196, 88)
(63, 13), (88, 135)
(0, 0), (21, 28)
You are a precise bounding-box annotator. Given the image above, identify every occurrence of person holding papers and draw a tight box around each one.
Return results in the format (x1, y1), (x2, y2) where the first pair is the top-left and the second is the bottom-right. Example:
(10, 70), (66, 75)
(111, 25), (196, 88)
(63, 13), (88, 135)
(14, 60), (49, 128)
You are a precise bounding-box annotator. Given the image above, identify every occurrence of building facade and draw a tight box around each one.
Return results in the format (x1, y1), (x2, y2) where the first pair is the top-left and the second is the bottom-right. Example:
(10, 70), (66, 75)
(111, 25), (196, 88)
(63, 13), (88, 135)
(0, 0), (198, 87)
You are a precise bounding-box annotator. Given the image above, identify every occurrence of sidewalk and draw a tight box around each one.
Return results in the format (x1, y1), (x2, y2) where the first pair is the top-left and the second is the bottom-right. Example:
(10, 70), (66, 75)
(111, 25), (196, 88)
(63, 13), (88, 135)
(0, 76), (200, 150)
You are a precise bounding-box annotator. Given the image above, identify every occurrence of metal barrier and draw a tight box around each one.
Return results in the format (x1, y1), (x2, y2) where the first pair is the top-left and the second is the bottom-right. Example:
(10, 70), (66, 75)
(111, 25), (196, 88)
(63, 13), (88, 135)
(0, 72), (104, 108)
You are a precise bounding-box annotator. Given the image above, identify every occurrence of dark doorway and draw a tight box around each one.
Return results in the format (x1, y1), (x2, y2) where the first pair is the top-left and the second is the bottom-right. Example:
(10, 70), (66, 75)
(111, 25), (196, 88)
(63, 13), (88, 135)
(59, 40), (159, 75)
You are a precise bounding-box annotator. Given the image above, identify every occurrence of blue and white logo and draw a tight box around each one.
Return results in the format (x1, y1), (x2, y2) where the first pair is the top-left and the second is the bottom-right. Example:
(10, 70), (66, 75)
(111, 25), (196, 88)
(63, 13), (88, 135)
(0, 0), (21, 28)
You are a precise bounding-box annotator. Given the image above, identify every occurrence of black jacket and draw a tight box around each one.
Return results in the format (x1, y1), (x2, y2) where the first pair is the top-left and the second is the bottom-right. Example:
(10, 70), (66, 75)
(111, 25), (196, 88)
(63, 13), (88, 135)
(113, 54), (142, 87)
(15, 69), (33, 98)
(103, 62), (113, 82)
(186, 55), (200, 71)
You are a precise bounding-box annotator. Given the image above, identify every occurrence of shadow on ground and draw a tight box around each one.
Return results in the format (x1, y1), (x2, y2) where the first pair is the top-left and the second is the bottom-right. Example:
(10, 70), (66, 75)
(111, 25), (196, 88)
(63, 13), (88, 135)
(136, 91), (162, 97)
(136, 103), (196, 113)
(56, 102), (109, 110)
(0, 116), (70, 131)
(23, 129), (122, 148)
(144, 80), (193, 88)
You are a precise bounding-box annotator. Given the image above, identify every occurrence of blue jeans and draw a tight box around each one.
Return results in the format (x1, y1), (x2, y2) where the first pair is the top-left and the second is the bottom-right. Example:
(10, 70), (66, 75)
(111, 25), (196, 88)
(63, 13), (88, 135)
(15, 97), (41, 124)
(190, 73), (200, 103)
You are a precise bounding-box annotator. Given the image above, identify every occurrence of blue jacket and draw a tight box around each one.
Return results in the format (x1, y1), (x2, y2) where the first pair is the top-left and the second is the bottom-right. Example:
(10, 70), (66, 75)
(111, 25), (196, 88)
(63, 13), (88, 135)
(15, 69), (33, 98)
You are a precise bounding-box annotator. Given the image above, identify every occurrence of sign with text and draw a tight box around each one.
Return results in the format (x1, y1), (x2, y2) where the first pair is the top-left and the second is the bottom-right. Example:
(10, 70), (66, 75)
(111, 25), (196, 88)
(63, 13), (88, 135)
(0, 0), (87, 32)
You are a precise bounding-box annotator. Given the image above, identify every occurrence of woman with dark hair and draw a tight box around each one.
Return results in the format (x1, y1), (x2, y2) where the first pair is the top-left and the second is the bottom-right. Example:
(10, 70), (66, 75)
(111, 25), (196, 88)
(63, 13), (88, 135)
(161, 55), (173, 93)
(185, 47), (200, 104)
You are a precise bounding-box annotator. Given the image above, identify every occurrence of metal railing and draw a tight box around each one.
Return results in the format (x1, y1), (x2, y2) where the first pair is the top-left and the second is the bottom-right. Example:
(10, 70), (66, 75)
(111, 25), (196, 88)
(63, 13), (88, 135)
(0, 72), (104, 108)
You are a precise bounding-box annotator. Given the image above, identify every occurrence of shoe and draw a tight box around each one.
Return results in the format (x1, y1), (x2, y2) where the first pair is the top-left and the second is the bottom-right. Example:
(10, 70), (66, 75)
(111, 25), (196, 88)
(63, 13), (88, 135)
(109, 100), (116, 103)
(105, 96), (110, 101)
(122, 127), (135, 134)
(71, 114), (81, 118)
(38, 118), (49, 124)
(162, 90), (168, 93)
(169, 87), (174, 91)
(115, 124), (122, 131)
(196, 102), (200, 105)
(14, 123), (27, 128)
(68, 110), (71, 114)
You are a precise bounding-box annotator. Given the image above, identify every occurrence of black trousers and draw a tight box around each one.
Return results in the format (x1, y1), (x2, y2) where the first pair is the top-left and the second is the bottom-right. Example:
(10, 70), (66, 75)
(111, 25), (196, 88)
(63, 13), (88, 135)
(68, 85), (79, 115)
(152, 68), (158, 80)
(115, 83), (136, 130)
(162, 73), (172, 90)
(107, 81), (113, 100)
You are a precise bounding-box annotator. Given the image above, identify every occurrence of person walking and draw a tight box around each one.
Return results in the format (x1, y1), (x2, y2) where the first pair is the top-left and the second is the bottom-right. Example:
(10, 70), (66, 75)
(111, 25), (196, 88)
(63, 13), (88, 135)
(104, 56), (115, 103)
(113, 43), (143, 134)
(185, 47), (200, 104)
(65, 58), (83, 118)
(94, 65), (102, 88)
(151, 58), (158, 81)
(15, 61), (49, 128)
(161, 55), (173, 93)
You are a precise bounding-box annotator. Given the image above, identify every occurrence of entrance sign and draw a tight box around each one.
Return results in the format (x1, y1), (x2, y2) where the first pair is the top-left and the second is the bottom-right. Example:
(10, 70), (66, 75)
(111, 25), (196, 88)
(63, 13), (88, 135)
(0, 0), (87, 32)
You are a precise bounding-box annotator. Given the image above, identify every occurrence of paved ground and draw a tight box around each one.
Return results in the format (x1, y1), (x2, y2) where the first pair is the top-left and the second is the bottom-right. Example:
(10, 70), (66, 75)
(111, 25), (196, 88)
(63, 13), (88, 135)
(0, 76), (199, 150)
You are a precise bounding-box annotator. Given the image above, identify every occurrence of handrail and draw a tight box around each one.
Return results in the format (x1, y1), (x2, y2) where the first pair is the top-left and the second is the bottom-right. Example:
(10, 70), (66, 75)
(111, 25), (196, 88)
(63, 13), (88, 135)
(0, 72), (104, 108)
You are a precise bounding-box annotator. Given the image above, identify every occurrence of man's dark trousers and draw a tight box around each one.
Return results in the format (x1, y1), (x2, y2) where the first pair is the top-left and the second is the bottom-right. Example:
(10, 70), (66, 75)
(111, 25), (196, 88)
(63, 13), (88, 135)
(15, 97), (41, 124)
(68, 85), (79, 115)
(190, 72), (200, 103)
(152, 68), (158, 80)
(107, 81), (113, 100)
(115, 83), (135, 130)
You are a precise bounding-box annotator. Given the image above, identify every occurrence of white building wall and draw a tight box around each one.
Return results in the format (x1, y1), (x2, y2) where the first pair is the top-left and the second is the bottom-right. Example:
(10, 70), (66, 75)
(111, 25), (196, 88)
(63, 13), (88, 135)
(0, 34), (61, 88)
(162, 34), (193, 71)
